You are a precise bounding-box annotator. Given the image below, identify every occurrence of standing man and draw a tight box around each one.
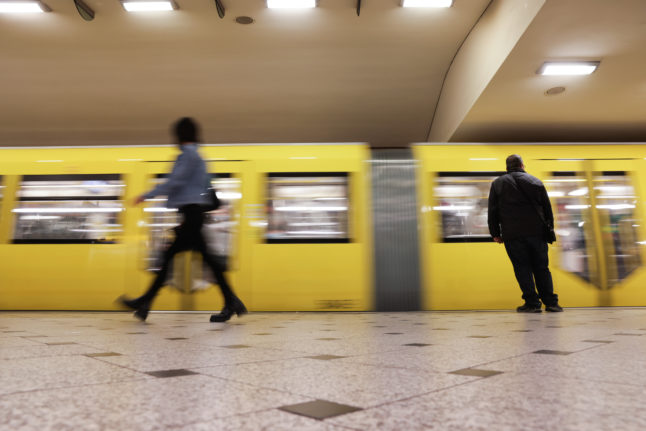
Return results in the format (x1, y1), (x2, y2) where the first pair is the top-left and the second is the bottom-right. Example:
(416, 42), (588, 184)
(488, 154), (563, 313)
(119, 117), (246, 322)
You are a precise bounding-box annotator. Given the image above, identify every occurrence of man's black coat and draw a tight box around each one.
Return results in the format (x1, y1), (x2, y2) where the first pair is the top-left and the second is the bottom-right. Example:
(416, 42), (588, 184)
(488, 169), (554, 241)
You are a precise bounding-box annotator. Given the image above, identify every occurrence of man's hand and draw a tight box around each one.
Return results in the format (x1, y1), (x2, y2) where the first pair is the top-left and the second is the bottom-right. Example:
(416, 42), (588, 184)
(133, 195), (146, 206)
(493, 236), (503, 244)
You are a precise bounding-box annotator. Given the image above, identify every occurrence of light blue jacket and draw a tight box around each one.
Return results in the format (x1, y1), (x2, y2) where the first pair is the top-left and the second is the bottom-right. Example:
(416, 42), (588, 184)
(143, 144), (210, 208)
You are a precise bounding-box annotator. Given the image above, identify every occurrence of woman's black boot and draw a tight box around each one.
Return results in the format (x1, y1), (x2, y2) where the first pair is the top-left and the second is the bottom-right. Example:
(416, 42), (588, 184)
(210, 297), (247, 322)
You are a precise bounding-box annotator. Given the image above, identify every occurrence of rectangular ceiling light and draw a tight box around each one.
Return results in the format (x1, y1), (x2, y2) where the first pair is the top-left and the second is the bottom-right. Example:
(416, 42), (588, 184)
(538, 62), (600, 76)
(122, 1), (176, 12)
(0, 1), (50, 13)
(402, 0), (453, 7)
(267, 0), (316, 9)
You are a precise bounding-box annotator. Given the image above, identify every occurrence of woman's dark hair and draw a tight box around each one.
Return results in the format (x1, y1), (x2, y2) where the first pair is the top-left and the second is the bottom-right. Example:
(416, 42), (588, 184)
(174, 117), (200, 143)
(506, 154), (523, 171)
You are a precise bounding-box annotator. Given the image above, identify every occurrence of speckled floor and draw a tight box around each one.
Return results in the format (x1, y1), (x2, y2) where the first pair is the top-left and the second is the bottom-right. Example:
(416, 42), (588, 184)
(2, 309), (646, 430)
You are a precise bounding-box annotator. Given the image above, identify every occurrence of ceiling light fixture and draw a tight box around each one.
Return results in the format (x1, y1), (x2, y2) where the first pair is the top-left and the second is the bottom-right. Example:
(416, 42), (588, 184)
(0, 1), (51, 13)
(267, 0), (316, 9)
(401, 0), (453, 8)
(121, 1), (177, 12)
(538, 61), (600, 76)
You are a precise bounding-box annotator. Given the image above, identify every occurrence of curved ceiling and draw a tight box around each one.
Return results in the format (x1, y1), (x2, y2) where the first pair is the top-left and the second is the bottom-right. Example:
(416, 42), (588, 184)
(452, 0), (646, 143)
(0, 0), (644, 147)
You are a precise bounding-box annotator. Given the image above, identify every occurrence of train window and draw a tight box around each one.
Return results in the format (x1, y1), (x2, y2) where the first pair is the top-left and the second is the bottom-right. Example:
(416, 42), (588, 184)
(545, 172), (592, 281)
(144, 174), (178, 270)
(434, 172), (504, 242)
(144, 174), (241, 271)
(12, 174), (124, 244)
(265, 173), (350, 243)
(204, 175), (241, 267)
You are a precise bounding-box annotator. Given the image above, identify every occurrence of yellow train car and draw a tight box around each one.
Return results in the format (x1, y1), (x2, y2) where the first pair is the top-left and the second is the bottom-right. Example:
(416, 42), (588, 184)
(415, 144), (646, 310)
(0, 144), (373, 312)
(6, 142), (646, 312)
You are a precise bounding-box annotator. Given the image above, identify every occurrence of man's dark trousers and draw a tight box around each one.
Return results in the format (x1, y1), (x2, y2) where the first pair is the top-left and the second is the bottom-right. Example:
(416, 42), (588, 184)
(503, 235), (558, 307)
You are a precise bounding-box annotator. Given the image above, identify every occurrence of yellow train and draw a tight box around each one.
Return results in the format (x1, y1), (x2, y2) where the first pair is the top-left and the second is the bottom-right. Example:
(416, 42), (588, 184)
(0, 143), (645, 311)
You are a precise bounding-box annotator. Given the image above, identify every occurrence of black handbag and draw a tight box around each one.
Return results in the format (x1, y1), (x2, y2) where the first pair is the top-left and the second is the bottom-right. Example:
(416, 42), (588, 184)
(508, 174), (556, 244)
(202, 187), (221, 212)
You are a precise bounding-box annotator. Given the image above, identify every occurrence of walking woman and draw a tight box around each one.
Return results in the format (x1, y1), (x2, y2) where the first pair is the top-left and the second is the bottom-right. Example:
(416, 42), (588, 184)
(119, 117), (246, 322)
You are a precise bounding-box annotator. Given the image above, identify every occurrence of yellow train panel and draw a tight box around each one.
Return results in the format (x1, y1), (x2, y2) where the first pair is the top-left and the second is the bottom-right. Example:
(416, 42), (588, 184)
(251, 244), (370, 311)
(0, 144), (373, 311)
(415, 144), (646, 310)
(0, 245), (128, 310)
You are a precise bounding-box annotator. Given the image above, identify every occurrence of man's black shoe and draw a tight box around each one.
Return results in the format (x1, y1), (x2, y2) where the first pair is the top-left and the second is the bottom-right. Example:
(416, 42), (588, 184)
(545, 304), (564, 312)
(516, 304), (542, 313)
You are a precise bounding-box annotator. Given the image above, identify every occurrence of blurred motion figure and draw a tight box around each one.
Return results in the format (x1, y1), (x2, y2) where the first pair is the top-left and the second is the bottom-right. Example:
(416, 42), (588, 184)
(119, 117), (246, 322)
(488, 155), (563, 313)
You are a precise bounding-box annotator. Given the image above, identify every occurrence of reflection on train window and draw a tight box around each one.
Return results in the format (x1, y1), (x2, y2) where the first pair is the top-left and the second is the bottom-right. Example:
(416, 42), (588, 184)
(266, 173), (350, 243)
(144, 174), (241, 271)
(434, 172), (504, 242)
(12, 174), (124, 244)
(594, 171), (641, 286)
(545, 172), (591, 281)
(546, 171), (641, 288)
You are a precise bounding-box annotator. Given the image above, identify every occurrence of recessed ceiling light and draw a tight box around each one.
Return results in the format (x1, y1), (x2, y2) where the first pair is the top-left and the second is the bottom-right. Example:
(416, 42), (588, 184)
(0, 1), (50, 13)
(121, 1), (177, 12)
(401, 0), (453, 7)
(267, 0), (316, 9)
(538, 62), (600, 76)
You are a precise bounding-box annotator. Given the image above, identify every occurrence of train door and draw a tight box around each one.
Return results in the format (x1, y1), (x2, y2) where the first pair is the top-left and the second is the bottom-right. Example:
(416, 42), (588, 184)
(536, 158), (643, 306)
(138, 160), (249, 312)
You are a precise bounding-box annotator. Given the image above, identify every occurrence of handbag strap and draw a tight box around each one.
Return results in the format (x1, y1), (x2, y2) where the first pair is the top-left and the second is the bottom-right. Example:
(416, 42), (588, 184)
(507, 173), (550, 228)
